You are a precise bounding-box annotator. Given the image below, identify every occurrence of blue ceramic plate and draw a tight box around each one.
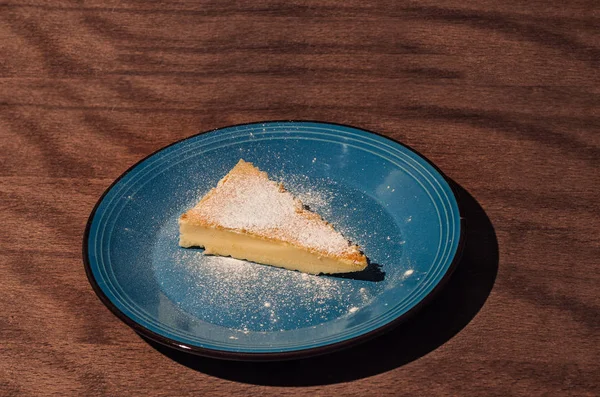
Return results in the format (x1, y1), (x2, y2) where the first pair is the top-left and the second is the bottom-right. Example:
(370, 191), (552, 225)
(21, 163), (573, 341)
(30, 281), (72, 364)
(84, 121), (462, 360)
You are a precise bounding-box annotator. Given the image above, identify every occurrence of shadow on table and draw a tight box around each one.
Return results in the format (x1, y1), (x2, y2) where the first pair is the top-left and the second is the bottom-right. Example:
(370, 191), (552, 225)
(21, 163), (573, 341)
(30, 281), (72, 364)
(143, 180), (498, 386)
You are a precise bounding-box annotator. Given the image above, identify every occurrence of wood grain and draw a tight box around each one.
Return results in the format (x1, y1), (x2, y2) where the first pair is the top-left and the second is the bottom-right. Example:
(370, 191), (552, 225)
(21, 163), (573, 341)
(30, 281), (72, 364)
(1, 1), (599, 396)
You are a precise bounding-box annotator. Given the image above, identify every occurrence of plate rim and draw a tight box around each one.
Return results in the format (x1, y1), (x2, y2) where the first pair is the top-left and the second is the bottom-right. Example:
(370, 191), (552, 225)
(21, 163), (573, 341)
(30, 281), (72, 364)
(82, 120), (465, 361)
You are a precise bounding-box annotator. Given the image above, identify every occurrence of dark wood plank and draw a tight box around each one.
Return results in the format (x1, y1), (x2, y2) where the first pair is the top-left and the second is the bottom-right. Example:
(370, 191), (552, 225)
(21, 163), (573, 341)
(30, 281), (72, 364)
(1, 1), (599, 395)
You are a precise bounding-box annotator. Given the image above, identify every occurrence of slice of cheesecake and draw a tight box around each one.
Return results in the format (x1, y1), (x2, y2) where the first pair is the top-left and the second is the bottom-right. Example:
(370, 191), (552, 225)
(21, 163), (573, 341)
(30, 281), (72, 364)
(179, 159), (368, 274)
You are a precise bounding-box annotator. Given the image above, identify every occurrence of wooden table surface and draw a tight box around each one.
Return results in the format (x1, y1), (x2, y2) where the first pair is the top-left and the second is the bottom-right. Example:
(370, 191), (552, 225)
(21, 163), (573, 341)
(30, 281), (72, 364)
(2, 1), (599, 396)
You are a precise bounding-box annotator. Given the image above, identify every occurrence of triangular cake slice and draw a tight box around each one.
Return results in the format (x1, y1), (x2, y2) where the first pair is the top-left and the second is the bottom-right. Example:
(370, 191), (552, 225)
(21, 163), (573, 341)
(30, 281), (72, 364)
(179, 159), (368, 274)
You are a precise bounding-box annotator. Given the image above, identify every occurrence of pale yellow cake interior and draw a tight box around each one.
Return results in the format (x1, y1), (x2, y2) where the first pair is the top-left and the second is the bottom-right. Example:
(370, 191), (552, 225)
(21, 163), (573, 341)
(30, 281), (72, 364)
(179, 223), (366, 274)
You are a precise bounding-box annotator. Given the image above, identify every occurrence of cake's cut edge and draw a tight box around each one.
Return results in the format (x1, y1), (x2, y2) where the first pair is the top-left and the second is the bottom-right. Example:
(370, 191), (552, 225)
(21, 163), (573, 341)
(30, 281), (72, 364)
(179, 222), (367, 275)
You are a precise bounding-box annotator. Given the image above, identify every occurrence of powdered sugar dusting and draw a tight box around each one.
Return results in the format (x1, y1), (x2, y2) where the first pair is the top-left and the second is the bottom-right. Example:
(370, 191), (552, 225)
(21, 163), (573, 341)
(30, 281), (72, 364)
(187, 160), (358, 256)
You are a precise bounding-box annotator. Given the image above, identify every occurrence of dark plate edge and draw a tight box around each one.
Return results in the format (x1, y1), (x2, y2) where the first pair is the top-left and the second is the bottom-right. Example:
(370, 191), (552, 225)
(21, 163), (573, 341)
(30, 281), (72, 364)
(82, 119), (466, 362)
